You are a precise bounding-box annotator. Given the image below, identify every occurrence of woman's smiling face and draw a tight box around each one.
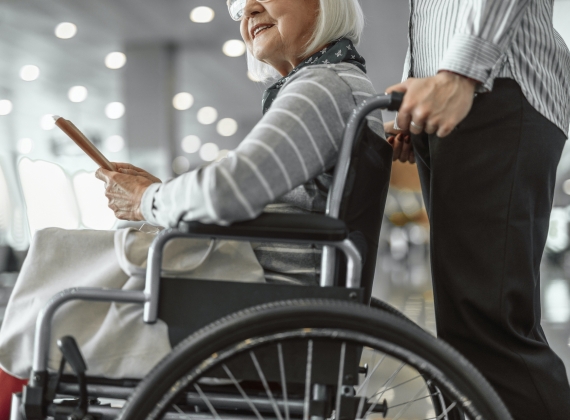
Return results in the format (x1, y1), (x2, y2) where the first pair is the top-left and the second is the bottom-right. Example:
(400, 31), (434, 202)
(239, 0), (320, 76)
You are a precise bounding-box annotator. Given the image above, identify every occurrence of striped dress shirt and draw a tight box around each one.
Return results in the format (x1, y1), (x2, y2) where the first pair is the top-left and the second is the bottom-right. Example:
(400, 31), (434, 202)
(405, 0), (570, 135)
(141, 63), (384, 283)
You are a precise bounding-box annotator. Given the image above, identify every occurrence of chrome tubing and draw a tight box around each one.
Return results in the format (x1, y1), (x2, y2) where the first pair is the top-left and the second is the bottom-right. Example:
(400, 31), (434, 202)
(10, 393), (23, 420)
(144, 229), (363, 324)
(32, 288), (146, 375)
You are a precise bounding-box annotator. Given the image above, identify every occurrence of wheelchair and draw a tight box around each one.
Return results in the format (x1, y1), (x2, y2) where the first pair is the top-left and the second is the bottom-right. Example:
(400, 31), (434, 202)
(11, 93), (512, 420)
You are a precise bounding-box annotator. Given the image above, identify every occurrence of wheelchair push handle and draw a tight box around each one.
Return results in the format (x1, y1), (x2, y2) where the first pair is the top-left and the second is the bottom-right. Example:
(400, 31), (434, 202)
(385, 91), (404, 111)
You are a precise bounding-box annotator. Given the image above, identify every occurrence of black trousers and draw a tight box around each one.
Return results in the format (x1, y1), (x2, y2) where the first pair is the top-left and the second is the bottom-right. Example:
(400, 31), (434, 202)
(412, 79), (570, 419)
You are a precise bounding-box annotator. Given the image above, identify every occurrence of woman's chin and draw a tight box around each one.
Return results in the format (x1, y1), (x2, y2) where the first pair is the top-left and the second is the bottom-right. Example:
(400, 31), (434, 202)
(252, 39), (278, 61)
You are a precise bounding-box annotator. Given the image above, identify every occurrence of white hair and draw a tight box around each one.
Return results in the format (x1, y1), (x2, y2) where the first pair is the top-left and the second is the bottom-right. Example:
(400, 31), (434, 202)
(247, 0), (365, 83)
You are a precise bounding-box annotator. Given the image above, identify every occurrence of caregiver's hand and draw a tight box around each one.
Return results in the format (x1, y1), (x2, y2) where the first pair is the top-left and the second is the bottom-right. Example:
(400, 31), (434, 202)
(386, 71), (477, 138)
(95, 164), (162, 221)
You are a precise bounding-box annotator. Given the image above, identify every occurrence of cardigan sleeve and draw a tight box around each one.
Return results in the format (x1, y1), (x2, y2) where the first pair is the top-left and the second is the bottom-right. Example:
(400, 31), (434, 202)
(141, 67), (356, 227)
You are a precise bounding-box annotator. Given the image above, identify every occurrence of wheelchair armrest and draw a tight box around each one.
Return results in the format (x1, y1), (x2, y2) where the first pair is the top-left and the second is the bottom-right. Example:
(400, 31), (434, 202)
(177, 212), (348, 243)
(143, 214), (358, 324)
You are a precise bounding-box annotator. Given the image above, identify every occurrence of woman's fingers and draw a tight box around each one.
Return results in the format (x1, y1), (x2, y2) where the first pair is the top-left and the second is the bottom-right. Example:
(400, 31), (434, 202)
(398, 137), (414, 163)
(388, 133), (415, 164)
(385, 72), (476, 138)
(114, 163), (162, 183)
(424, 122), (438, 135)
(386, 80), (412, 131)
(385, 80), (409, 96)
(392, 133), (403, 161)
(95, 168), (111, 183)
(94, 169), (152, 221)
(118, 168), (139, 176)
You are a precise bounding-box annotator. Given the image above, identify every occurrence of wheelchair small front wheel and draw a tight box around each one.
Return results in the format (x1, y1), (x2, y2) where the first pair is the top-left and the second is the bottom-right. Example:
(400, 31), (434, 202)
(119, 299), (511, 420)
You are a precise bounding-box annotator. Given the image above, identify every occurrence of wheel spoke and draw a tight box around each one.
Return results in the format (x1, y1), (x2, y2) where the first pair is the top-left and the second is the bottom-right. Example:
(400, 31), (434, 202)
(434, 402), (457, 420)
(368, 374), (423, 400)
(303, 340), (313, 420)
(277, 344), (290, 420)
(364, 361), (405, 417)
(222, 364), (265, 420)
(388, 389), (437, 420)
(334, 342), (347, 420)
(120, 326), (492, 420)
(356, 353), (386, 394)
(250, 351), (284, 420)
(194, 384), (221, 420)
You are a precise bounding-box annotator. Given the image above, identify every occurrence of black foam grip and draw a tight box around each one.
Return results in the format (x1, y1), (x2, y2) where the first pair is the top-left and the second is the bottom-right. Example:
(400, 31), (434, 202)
(57, 336), (87, 374)
(387, 91), (404, 111)
(179, 213), (348, 243)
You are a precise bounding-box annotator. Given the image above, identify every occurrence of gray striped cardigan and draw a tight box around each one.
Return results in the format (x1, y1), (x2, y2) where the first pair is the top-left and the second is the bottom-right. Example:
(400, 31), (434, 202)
(141, 62), (385, 284)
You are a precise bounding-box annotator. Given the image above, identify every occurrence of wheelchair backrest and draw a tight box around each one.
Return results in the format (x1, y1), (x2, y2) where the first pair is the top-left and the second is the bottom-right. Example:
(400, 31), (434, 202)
(331, 124), (393, 301)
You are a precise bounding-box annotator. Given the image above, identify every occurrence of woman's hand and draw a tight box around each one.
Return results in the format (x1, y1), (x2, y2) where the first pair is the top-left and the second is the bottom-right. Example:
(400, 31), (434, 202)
(385, 120), (415, 164)
(386, 71), (477, 138)
(113, 163), (162, 183)
(95, 163), (162, 221)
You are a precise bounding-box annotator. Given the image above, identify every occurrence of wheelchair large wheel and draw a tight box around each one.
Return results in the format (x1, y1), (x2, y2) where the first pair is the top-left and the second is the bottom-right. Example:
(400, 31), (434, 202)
(118, 299), (511, 420)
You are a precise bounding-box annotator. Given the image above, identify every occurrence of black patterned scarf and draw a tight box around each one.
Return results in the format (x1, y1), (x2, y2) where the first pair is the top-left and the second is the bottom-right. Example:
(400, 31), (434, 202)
(262, 38), (366, 114)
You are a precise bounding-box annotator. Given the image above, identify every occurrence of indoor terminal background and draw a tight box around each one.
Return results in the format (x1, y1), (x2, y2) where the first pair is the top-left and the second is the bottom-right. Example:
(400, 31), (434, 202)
(0, 0), (569, 382)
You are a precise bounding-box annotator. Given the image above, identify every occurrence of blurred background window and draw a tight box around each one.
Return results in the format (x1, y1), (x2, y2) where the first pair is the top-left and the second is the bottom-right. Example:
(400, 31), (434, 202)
(18, 158), (79, 235)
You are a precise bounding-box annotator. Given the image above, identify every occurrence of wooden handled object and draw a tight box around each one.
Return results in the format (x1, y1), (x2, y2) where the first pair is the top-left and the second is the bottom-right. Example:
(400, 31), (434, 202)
(53, 116), (116, 171)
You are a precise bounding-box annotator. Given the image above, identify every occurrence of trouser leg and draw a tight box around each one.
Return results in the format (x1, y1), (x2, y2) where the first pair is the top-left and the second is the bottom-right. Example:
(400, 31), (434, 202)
(412, 79), (570, 419)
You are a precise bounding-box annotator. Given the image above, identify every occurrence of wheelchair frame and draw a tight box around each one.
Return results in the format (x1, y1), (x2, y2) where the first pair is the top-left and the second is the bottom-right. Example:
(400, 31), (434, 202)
(12, 93), (403, 420)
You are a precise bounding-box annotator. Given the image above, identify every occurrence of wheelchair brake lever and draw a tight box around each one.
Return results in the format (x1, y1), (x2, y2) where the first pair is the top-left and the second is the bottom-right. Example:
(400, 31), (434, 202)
(57, 336), (90, 419)
(58, 336), (87, 375)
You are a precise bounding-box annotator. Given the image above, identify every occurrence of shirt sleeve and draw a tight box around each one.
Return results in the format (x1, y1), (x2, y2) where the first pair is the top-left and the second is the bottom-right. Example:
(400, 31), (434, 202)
(140, 67), (355, 227)
(438, 0), (532, 85)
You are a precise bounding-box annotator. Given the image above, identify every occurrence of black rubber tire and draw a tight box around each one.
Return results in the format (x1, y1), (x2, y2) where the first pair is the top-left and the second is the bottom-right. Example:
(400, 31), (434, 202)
(369, 296), (419, 327)
(119, 299), (512, 420)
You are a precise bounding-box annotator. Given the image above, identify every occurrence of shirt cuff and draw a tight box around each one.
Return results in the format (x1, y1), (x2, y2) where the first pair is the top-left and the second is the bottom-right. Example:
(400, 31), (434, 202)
(140, 183), (162, 227)
(439, 33), (502, 86)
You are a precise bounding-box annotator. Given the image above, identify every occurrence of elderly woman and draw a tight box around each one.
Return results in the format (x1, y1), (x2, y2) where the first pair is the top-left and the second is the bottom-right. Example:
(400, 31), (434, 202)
(0, 0), (384, 416)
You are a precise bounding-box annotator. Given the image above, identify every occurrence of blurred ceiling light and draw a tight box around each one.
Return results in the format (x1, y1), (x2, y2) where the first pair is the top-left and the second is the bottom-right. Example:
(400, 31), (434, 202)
(409, 224), (427, 245)
(41, 114), (55, 130)
(215, 149), (230, 162)
(172, 156), (190, 175)
(73, 172), (116, 230)
(216, 118), (238, 137)
(105, 102), (125, 119)
(563, 179), (570, 195)
(55, 22), (77, 39)
(197, 106), (218, 125)
(20, 65), (40, 82)
(0, 165), (11, 231)
(546, 207), (569, 253)
(17, 138), (33, 154)
(0, 100), (13, 116)
(181, 135), (201, 153)
(545, 279), (570, 323)
(104, 135), (125, 153)
(173, 92), (194, 111)
(223, 40), (246, 57)
(200, 143), (219, 162)
(105, 52), (127, 70)
(247, 71), (262, 82)
(68, 86), (88, 103)
(390, 227), (408, 260)
(190, 6), (215, 23)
